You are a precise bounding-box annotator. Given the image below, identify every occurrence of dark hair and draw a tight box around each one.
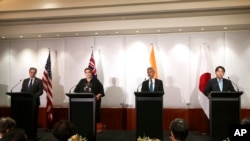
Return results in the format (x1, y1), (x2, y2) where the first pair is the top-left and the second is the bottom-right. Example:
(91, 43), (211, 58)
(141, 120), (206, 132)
(242, 117), (250, 125)
(52, 120), (76, 141)
(147, 67), (155, 72)
(170, 118), (189, 141)
(84, 68), (93, 73)
(5, 128), (28, 141)
(215, 66), (225, 72)
(0, 117), (16, 133)
(29, 67), (37, 73)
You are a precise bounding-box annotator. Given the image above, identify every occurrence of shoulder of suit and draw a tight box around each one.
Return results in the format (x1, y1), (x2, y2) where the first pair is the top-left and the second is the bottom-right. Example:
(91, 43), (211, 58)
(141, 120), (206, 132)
(155, 79), (163, 82)
(35, 77), (42, 81)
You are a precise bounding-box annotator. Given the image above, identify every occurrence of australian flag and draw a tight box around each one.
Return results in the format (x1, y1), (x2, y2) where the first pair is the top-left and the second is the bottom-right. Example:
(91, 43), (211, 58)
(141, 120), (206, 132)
(88, 50), (97, 78)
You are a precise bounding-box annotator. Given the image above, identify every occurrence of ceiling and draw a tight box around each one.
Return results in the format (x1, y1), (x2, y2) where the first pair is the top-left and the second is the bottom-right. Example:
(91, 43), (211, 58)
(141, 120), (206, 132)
(0, 0), (250, 40)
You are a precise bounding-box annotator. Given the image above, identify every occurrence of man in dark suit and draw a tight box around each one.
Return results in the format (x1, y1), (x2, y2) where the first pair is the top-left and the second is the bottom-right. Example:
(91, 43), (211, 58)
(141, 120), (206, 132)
(204, 66), (235, 96)
(21, 67), (43, 140)
(141, 67), (164, 92)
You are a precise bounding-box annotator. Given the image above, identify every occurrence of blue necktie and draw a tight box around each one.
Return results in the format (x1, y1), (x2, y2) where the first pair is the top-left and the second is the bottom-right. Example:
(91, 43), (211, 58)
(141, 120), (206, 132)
(149, 79), (153, 92)
(29, 79), (33, 89)
(218, 79), (223, 92)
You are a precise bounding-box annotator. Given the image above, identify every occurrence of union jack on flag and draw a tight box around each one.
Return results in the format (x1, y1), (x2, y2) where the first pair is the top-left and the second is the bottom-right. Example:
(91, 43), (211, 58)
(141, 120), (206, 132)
(42, 51), (53, 124)
(88, 50), (97, 78)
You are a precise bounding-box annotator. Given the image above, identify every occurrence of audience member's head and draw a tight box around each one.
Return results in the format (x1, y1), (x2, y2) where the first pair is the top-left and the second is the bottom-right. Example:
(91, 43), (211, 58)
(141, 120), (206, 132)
(5, 128), (28, 141)
(0, 117), (16, 138)
(241, 117), (250, 125)
(53, 120), (76, 141)
(169, 118), (189, 141)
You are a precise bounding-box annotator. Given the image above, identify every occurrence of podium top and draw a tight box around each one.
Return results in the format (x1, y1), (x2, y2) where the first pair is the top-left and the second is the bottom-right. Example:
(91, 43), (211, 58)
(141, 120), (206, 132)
(66, 93), (95, 98)
(6, 92), (33, 96)
(208, 91), (243, 99)
(134, 92), (164, 97)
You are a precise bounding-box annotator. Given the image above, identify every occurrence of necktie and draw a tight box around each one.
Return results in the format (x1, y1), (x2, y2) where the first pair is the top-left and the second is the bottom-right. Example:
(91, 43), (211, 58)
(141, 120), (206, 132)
(149, 79), (153, 92)
(218, 79), (223, 92)
(29, 79), (33, 89)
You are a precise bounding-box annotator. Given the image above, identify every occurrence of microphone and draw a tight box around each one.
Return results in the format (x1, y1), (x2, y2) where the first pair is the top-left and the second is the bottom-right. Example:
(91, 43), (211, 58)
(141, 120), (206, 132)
(10, 79), (22, 93)
(228, 77), (239, 91)
(137, 78), (146, 92)
(68, 85), (76, 93)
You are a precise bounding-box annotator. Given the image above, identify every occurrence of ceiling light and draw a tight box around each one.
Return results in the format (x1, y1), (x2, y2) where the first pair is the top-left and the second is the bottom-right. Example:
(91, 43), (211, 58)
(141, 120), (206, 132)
(178, 29), (182, 31)
(157, 29), (161, 32)
(95, 32), (98, 35)
(201, 28), (205, 31)
(38, 35), (42, 38)
(56, 34), (60, 37)
(136, 30), (139, 33)
(75, 33), (79, 36)
(2, 36), (6, 39)
(224, 27), (228, 30)
(115, 31), (119, 34)
(19, 35), (23, 38)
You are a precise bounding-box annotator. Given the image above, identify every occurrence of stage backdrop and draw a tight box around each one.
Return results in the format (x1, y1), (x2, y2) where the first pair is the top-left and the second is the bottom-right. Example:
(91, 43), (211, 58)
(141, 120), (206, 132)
(0, 31), (249, 108)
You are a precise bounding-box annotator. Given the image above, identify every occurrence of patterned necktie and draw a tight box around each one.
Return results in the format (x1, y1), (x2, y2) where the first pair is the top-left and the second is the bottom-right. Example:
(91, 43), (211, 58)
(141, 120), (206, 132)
(149, 79), (153, 92)
(29, 79), (33, 89)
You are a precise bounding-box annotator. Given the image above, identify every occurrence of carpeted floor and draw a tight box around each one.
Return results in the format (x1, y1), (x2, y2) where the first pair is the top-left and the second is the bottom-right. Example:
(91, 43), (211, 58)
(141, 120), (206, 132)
(37, 129), (209, 141)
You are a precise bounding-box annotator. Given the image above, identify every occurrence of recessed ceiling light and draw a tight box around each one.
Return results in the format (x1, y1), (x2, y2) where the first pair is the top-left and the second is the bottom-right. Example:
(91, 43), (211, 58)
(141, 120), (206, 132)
(136, 30), (139, 33)
(75, 33), (79, 36)
(224, 27), (228, 30)
(95, 32), (98, 35)
(157, 29), (161, 32)
(38, 35), (42, 38)
(201, 28), (205, 31)
(178, 29), (182, 31)
(115, 31), (119, 34)
(56, 34), (60, 37)
(2, 36), (6, 39)
(19, 35), (23, 38)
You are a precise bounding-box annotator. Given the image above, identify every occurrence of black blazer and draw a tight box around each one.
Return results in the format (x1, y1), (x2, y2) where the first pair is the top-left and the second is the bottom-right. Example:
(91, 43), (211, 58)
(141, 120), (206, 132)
(74, 78), (105, 97)
(204, 78), (235, 96)
(21, 77), (43, 105)
(141, 79), (164, 92)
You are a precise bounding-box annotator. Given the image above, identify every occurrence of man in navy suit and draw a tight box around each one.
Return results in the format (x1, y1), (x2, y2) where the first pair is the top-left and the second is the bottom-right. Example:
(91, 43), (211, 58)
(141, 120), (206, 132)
(21, 67), (43, 140)
(204, 66), (235, 96)
(141, 67), (164, 92)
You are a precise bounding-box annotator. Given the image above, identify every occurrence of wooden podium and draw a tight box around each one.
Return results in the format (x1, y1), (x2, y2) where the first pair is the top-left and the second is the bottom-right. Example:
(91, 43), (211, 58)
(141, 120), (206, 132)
(6, 92), (37, 139)
(66, 93), (96, 141)
(134, 92), (164, 141)
(208, 91), (243, 141)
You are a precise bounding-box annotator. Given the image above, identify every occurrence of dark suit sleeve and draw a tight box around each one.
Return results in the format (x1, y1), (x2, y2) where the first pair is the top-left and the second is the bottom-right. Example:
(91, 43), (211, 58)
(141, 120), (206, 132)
(74, 79), (83, 93)
(141, 81), (148, 92)
(96, 79), (105, 97)
(21, 79), (26, 92)
(227, 80), (236, 92)
(204, 79), (212, 97)
(36, 79), (43, 97)
(158, 80), (164, 92)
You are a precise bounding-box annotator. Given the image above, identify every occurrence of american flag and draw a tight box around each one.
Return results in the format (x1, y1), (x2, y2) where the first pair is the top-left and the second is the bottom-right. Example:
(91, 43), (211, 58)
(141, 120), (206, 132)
(88, 50), (97, 78)
(42, 51), (53, 124)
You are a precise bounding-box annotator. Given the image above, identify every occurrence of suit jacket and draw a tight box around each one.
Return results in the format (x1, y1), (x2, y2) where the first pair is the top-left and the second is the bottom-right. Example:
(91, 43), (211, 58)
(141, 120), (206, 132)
(74, 78), (105, 97)
(141, 79), (164, 92)
(21, 77), (43, 105)
(204, 78), (235, 96)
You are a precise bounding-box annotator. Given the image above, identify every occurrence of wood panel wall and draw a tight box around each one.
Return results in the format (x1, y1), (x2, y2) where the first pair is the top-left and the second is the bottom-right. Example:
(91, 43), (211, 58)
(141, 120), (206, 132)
(1, 107), (250, 133)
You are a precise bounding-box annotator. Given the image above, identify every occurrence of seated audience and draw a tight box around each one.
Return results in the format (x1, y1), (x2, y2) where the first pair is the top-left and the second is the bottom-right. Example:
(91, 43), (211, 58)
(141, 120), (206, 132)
(52, 120), (76, 141)
(241, 117), (250, 125)
(169, 118), (189, 141)
(0, 117), (16, 140)
(4, 128), (28, 141)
